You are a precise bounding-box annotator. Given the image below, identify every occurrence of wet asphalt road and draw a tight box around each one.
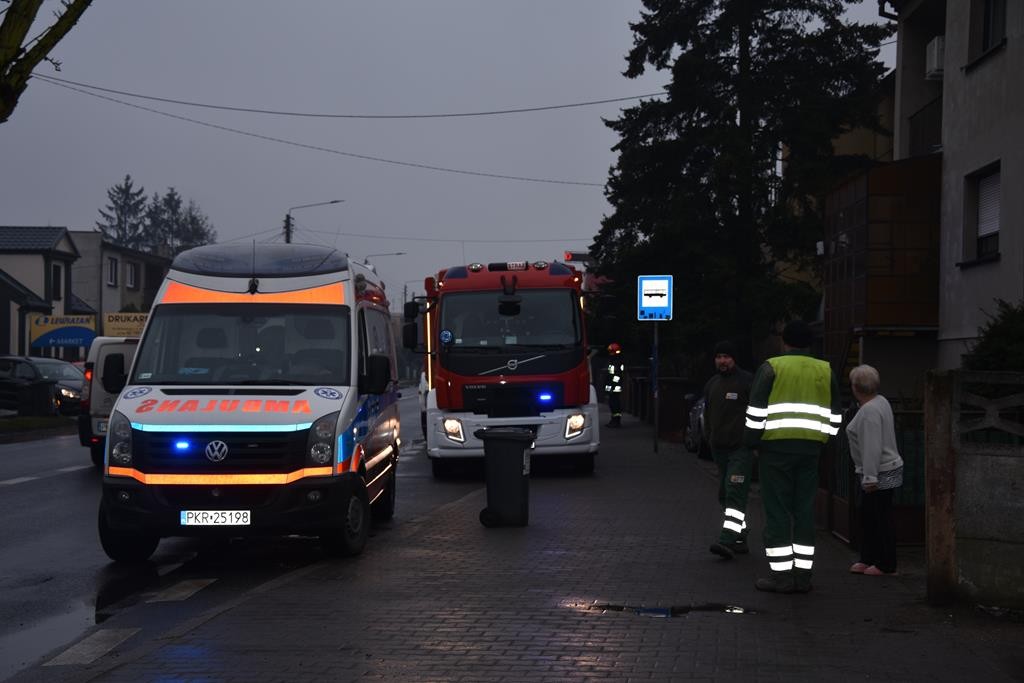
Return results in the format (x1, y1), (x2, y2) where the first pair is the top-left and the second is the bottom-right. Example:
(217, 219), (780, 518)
(0, 392), (480, 680)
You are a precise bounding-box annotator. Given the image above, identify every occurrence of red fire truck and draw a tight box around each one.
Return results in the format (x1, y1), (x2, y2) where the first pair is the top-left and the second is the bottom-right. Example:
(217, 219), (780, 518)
(403, 260), (599, 476)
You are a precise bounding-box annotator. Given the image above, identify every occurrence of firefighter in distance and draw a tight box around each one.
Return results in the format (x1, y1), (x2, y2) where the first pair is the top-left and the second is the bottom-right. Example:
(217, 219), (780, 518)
(604, 343), (624, 428)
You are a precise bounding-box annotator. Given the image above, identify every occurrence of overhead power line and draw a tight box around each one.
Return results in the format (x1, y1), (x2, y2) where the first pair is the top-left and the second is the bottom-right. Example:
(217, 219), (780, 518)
(301, 227), (592, 244)
(35, 75), (667, 119)
(35, 76), (604, 187)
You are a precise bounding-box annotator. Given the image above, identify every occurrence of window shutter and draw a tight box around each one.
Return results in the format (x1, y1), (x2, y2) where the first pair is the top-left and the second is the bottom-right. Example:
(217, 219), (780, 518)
(978, 171), (1000, 237)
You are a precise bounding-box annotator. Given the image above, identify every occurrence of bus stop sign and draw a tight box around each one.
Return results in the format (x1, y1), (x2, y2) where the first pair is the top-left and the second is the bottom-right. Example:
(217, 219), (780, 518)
(637, 275), (673, 321)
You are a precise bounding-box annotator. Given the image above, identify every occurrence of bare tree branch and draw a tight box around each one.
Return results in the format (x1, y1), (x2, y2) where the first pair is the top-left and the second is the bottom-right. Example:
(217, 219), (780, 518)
(0, 0), (92, 123)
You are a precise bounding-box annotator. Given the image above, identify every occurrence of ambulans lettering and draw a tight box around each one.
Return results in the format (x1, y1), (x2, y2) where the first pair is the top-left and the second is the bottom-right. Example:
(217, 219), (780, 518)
(134, 399), (313, 414)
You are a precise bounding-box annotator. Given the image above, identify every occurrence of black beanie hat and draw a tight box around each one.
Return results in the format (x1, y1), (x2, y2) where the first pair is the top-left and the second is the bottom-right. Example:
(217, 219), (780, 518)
(782, 319), (813, 348)
(713, 340), (737, 358)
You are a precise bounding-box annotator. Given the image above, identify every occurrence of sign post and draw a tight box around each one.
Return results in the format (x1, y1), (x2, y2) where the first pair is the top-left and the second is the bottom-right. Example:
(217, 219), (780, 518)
(637, 276), (673, 453)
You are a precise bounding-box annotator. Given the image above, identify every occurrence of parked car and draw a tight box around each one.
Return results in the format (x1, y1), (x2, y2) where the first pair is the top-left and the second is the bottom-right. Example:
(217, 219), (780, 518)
(0, 356), (85, 416)
(683, 395), (711, 460)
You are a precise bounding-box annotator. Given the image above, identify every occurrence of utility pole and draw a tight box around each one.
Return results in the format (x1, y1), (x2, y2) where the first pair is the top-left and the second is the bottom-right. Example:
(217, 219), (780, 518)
(284, 199), (343, 245)
(283, 213), (294, 244)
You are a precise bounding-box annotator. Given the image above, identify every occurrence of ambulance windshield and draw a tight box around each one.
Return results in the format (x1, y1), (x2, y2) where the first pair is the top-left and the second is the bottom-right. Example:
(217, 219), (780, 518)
(130, 303), (351, 386)
(441, 289), (581, 349)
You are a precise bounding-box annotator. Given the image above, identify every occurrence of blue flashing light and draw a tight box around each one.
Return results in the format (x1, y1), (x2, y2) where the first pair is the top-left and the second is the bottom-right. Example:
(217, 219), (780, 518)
(538, 393), (553, 402)
(174, 440), (191, 451)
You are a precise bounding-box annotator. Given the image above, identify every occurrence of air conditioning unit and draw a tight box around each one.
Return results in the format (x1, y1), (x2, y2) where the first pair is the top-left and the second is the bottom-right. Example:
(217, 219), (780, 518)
(925, 36), (944, 80)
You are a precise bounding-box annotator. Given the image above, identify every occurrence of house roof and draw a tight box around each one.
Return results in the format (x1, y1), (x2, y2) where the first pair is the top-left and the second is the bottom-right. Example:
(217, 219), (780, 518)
(67, 292), (97, 315)
(0, 267), (50, 311)
(0, 226), (79, 257)
(69, 229), (173, 266)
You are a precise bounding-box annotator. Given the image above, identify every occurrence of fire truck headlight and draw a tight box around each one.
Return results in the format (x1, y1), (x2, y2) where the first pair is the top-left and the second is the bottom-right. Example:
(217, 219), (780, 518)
(443, 418), (465, 443)
(307, 412), (339, 466)
(108, 411), (134, 466)
(565, 413), (586, 439)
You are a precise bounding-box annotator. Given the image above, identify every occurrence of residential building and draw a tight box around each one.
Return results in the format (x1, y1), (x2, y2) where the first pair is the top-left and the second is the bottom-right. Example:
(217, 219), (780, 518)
(0, 226), (93, 356)
(70, 230), (171, 329)
(886, 0), (1021, 368)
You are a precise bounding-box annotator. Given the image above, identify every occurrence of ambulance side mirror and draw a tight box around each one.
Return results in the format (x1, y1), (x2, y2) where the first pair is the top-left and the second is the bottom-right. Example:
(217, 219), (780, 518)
(101, 353), (128, 394)
(361, 354), (392, 395)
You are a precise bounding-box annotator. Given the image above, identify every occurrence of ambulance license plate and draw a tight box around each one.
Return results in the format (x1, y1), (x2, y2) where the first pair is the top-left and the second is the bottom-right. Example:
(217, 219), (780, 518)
(180, 510), (250, 526)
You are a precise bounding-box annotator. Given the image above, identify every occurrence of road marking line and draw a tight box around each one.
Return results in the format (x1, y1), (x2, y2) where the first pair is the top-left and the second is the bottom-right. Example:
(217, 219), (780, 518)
(0, 465), (96, 486)
(147, 578), (218, 602)
(43, 628), (139, 666)
(0, 476), (38, 486)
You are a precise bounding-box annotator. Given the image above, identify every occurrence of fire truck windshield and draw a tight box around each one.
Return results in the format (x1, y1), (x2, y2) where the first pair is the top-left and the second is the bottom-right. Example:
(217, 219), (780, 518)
(440, 289), (581, 349)
(130, 303), (351, 385)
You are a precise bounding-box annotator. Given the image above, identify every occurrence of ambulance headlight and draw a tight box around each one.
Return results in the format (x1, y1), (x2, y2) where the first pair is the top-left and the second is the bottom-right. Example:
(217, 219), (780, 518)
(307, 412), (338, 466)
(108, 411), (133, 466)
(443, 418), (465, 443)
(565, 413), (586, 439)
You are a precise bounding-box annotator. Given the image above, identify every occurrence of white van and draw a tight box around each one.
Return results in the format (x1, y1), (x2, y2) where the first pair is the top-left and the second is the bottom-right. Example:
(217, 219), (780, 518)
(98, 243), (401, 563)
(79, 337), (139, 467)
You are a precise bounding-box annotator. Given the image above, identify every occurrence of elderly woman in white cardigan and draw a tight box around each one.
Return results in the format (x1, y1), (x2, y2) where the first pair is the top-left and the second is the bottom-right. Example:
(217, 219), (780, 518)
(845, 365), (904, 576)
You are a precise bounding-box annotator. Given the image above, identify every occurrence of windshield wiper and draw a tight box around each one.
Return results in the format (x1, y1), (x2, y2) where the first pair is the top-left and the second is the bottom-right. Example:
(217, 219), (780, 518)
(446, 346), (506, 353)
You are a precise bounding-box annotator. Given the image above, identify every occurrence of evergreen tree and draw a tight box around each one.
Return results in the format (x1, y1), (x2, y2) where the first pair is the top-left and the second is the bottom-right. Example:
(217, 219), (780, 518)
(593, 1), (891, 362)
(140, 188), (216, 255)
(178, 200), (218, 252)
(96, 174), (147, 248)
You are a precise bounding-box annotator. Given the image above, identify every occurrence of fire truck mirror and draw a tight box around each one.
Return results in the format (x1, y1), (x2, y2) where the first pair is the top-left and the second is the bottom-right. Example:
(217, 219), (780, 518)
(402, 321), (419, 351)
(498, 294), (522, 317)
(403, 300), (420, 321)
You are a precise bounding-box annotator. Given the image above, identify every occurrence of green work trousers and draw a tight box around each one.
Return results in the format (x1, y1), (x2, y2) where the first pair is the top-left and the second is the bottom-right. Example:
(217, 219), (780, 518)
(713, 447), (753, 544)
(758, 447), (820, 590)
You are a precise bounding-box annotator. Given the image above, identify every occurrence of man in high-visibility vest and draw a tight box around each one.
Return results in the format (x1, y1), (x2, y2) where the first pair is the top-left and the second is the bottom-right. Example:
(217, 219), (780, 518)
(604, 343), (624, 428)
(744, 320), (841, 594)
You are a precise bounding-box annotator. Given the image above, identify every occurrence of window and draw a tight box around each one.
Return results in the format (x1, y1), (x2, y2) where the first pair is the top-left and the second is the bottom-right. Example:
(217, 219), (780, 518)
(969, 0), (1006, 61)
(976, 170), (1000, 256)
(982, 0), (1006, 52)
(106, 257), (119, 287)
(964, 164), (1001, 262)
(126, 262), (138, 289)
(52, 264), (63, 300)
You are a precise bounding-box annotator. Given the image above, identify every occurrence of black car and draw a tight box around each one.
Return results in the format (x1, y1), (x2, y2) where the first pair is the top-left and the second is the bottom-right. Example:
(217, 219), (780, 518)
(0, 356), (85, 416)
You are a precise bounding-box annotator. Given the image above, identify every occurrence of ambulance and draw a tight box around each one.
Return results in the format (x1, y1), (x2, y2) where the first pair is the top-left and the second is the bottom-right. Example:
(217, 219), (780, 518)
(98, 243), (400, 562)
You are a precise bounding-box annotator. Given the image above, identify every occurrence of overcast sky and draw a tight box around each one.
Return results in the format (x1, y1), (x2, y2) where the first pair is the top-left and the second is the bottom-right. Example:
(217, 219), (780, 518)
(0, 1), (893, 301)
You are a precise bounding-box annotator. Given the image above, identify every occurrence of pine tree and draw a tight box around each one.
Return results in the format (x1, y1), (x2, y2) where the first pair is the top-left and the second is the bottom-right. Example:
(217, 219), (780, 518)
(139, 188), (216, 256)
(594, 0), (892, 360)
(96, 174), (147, 248)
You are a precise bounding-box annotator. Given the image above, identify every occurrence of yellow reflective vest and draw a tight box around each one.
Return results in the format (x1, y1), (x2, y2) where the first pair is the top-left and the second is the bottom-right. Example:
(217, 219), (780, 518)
(745, 355), (840, 443)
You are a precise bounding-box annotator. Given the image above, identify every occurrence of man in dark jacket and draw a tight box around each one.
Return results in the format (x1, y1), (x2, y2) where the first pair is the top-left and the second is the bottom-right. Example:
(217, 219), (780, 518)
(703, 340), (754, 559)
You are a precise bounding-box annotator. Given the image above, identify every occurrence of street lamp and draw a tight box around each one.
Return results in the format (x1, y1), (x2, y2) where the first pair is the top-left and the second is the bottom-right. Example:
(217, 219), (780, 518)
(364, 252), (406, 260)
(284, 199), (344, 243)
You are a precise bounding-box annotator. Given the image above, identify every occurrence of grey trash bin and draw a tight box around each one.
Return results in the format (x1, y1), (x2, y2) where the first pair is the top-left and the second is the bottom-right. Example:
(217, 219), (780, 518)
(475, 427), (533, 527)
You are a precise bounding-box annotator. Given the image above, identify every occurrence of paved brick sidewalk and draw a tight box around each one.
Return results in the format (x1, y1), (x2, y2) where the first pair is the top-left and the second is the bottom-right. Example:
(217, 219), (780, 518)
(23, 412), (1024, 682)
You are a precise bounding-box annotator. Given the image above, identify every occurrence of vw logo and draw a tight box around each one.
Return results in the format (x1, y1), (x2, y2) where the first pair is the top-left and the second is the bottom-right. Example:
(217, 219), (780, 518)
(507, 359), (518, 370)
(205, 440), (229, 463)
